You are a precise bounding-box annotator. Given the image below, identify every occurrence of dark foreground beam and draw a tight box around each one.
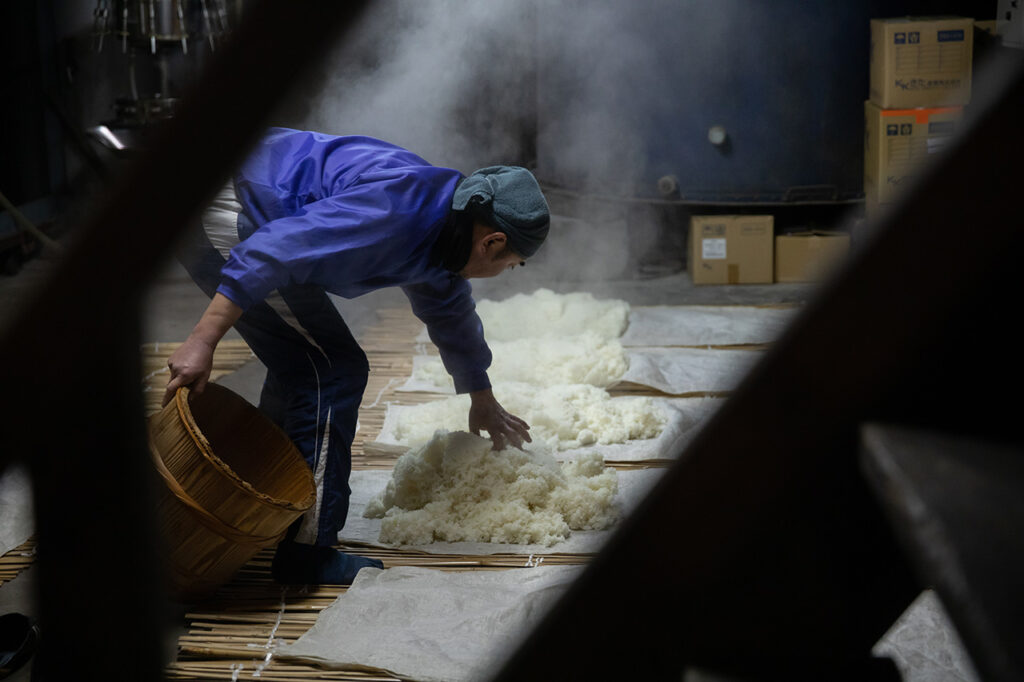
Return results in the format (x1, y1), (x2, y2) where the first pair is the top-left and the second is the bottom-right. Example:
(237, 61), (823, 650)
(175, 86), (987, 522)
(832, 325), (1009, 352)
(0, 2), (367, 680)
(862, 424), (1024, 682)
(491, 54), (1024, 681)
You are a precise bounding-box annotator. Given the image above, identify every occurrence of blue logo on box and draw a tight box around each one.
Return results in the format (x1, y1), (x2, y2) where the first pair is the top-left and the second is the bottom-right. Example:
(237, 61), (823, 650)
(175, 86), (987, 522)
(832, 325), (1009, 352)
(909, 31), (920, 43)
(894, 32), (906, 44)
(938, 29), (965, 42)
(886, 124), (899, 136)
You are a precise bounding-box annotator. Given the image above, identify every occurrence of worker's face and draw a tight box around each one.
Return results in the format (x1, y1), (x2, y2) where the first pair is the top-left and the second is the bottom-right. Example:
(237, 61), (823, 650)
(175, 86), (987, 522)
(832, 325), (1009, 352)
(461, 227), (526, 279)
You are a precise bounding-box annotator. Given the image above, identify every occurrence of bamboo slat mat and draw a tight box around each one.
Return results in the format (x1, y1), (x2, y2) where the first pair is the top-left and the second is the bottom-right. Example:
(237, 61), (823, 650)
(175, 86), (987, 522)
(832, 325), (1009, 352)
(0, 539), (35, 587)
(352, 308), (455, 468)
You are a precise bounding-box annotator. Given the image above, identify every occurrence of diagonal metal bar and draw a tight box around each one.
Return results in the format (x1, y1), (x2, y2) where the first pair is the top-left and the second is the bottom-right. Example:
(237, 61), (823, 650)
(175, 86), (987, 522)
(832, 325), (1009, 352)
(0, 2), (368, 679)
(490, 53), (1024, 681)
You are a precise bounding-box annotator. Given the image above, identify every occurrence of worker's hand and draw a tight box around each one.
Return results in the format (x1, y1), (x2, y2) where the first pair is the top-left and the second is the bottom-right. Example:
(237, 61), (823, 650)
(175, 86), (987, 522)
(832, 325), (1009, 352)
(162, 293), (243, 407)
(162, 335), (216, 406)
(468, 388), (531, 451)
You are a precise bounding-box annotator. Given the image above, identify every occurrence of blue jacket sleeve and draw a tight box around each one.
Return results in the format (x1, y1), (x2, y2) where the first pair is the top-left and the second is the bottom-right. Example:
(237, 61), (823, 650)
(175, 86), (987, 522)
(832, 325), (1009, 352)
(402, 276), (492, 394)
(216, 174), (438, 310)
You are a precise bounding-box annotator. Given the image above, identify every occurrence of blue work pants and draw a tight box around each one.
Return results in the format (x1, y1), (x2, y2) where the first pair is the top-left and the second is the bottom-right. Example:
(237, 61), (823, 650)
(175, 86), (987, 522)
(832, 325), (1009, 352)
(176, 187), (367, 547)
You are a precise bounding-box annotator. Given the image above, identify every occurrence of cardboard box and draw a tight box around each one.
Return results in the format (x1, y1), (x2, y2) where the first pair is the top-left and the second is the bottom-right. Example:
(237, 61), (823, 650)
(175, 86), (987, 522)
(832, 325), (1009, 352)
(870, 16), (974, 108)
(689, 215), (773, 285)
(774, 231), (850, 283)
(863, 100), (964, 206)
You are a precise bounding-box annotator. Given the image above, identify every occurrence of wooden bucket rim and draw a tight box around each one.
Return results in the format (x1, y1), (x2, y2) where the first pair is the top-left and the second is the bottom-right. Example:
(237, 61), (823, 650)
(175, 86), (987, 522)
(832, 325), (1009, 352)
(171, 385), (315, 512)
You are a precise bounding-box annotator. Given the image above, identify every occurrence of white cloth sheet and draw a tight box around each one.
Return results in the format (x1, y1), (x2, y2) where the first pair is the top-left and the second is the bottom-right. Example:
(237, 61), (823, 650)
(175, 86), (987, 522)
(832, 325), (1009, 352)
(0, 465), (34, 556)
(873, 590), (981, 682)
(339, 467), (665, 555)
(280, 575), (984, 682)
(280, 564), (583, 682)
(619, 347), (763, 394)
(620, 305), (798, 347)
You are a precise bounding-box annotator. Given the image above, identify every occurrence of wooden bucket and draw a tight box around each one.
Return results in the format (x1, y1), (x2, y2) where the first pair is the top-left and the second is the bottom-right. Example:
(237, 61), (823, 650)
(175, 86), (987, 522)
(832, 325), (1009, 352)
(148, 384), (315, 599)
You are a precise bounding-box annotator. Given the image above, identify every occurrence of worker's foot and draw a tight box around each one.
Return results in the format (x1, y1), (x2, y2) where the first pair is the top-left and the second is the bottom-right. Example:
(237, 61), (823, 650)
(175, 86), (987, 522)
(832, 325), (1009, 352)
(271, 541), (383, 585)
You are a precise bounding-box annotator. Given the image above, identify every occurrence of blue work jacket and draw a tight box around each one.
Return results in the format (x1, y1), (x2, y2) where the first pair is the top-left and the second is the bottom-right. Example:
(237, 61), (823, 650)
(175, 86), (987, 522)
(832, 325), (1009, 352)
(218, 127), (491, 393)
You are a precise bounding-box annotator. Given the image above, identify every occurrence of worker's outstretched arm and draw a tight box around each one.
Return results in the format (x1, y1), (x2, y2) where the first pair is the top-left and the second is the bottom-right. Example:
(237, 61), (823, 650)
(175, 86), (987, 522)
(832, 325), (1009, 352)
(162, 293), (243, 406)
(468, 388), (532, 451)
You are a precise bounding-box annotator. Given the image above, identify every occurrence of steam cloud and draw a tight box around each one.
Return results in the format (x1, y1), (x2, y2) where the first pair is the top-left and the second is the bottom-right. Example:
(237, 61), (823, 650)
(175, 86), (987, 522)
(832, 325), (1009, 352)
(285, 0), (675, 284)
(297, 1), (534, 174)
